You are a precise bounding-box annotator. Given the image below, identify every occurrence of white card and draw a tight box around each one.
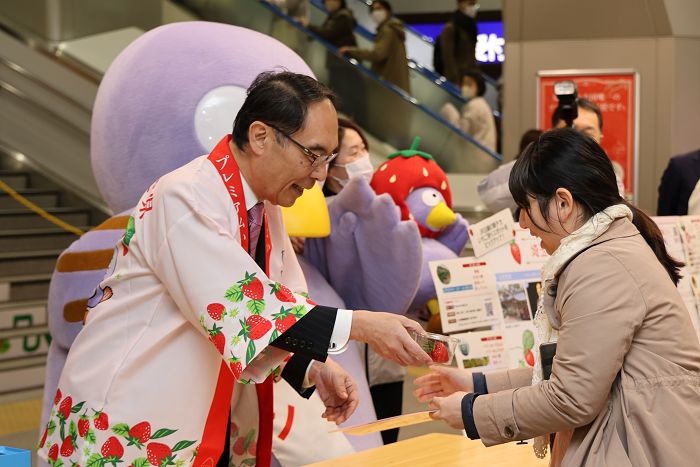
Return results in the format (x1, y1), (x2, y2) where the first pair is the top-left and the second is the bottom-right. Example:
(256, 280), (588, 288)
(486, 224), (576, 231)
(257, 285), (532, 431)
(452, 329), (510, 372)
(468, 208), (516, 258)
(429, 257), (502, 333)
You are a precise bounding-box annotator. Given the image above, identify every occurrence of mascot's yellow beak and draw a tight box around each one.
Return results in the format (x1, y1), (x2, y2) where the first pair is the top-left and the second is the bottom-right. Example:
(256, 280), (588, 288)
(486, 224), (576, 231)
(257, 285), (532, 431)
(426, 202), (456, 229)
(281, 183), (331, 237)
(427, 298), (440, 316)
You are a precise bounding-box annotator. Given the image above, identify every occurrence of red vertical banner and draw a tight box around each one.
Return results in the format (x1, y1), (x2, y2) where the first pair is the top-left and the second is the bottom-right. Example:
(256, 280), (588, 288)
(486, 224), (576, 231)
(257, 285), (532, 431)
(537, 70), (639, 199)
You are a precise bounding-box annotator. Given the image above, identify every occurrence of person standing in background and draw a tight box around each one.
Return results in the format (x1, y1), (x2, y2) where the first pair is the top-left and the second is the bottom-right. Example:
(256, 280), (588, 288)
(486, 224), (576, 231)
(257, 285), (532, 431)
(657, 149), (700, 216)
(299, 0), (367, 122)
(301, 0), (356, 48)
(434, 0), (480, 85)
(440, 71), (496, 153)
(338, 0), (410, 94)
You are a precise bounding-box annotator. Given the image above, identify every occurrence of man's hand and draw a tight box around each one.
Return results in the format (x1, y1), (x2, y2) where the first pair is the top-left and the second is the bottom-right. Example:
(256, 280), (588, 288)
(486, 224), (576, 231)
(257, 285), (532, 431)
(429, 391), (467, 430)
(297, 16), (309, 27)
(413, 365), (474, 402)
(307, 358), (358, 425)
(350, 311), (432, 367)
(290, 236), (305, 255)
(337, 46), (353, 56)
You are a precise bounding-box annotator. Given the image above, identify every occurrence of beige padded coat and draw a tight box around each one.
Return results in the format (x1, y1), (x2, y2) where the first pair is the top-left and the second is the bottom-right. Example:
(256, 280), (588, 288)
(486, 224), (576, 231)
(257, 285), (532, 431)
(475, 218), (700, 466)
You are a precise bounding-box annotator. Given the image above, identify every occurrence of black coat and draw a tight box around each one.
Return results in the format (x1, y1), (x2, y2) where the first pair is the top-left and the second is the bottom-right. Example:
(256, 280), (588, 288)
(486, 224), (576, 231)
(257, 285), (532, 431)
(657, 149), (700, 216)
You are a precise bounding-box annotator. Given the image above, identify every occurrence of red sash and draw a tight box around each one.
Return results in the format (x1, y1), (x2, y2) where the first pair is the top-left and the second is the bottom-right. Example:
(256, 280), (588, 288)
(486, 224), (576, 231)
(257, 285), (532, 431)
(196, 135), (274, 467)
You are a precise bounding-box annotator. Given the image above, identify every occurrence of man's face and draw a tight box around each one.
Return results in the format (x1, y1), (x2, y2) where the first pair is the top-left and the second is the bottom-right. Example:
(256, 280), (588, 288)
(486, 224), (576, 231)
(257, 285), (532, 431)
(556, 107), (603, 142)
(256, 99), (338, 207)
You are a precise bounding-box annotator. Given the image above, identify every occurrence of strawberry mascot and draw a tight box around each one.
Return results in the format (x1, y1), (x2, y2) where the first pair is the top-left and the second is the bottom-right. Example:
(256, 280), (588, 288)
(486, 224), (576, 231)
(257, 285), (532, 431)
(39, 22), (384, 467)
(370, 137), (470, 331)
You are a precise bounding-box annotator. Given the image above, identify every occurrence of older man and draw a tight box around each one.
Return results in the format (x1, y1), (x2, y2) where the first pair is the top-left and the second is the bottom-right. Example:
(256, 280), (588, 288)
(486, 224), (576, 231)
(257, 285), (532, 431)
(37, 71), (430, 467)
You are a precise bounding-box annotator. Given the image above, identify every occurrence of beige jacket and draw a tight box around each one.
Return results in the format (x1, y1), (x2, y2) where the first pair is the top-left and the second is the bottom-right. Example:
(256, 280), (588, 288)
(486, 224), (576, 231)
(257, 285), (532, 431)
(475, 218), (700, 466)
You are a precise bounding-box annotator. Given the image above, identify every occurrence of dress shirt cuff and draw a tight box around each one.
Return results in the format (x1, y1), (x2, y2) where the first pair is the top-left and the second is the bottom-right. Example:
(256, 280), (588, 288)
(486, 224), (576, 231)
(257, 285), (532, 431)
(328, 309), (353, 354)
(461, 393), (481, 440)
(472, 372), (488, 394)
(302, 360), (314, 389)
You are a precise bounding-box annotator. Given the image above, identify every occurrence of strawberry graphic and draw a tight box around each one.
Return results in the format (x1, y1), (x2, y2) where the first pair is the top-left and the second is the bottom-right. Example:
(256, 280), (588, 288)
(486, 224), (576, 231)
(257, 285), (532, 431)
(78, 416), (90, 437)
(243, 316), (272, 341)
(230, 422), (238, 437)
(239, 272), (264, 300)
(54, 389), (62, 406)
(525, 349), (535, 366)
(147, 442), (172, 466)
(127, 421), (152, 448)
(430, 342), (450, 363)
(510, 240), (522, 264)
(59, 397), (73, 419)
(208, 324), (225, 354)
(248, 440), (257, 456)
(232, 437), (246, 456)
(228, 354), (243, 379)
(306, 298), (317, 307)
(207, 303), (225, 321)
(93, 410), (109, 430)
(48, 444), (59, 462)
(269, 283), (295, 303)
(101, 436), (124, 461)
(40, 427), (49, 449)
(272, 307), (297, 333)
(61, 435), (75, 457)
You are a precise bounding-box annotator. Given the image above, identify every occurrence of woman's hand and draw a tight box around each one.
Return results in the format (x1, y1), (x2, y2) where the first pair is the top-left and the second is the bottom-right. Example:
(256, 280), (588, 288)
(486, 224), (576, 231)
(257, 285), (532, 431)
(413, 365), (474, 402)
(430, 392), (467, 430)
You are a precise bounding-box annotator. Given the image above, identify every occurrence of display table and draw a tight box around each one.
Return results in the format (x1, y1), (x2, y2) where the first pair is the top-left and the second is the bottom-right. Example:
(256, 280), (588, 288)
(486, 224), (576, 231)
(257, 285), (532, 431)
(304, 433), (549, 467)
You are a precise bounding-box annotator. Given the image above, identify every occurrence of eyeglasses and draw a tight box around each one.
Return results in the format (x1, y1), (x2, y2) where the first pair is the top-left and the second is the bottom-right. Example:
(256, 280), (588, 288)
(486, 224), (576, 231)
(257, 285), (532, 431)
(266, 123), (338, 167)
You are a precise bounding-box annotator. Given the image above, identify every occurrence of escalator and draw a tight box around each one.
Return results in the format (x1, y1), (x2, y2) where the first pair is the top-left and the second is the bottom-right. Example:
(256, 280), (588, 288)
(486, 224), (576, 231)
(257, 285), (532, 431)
(176, 0), (502, 174)
(338, 0), (502, 118)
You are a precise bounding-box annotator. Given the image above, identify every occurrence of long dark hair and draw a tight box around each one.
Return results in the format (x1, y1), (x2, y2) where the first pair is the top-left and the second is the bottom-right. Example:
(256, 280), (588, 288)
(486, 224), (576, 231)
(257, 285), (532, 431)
(509, 127), (683, 285)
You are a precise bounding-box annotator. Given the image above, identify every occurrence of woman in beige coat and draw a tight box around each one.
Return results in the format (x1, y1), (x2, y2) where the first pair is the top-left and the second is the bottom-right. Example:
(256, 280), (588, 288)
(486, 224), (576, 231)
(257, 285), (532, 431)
(415, 127), (700, 466)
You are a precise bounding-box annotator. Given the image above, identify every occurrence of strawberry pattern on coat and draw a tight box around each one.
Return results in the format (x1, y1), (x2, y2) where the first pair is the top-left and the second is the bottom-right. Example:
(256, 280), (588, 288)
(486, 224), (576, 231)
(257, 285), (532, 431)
(39, 389), (198, 467)
(37, 156), (315, 467)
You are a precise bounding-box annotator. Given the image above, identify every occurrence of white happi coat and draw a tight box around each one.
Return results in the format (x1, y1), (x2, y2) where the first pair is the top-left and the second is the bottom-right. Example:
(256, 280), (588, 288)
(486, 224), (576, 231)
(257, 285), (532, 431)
(38, 155), (314, 467)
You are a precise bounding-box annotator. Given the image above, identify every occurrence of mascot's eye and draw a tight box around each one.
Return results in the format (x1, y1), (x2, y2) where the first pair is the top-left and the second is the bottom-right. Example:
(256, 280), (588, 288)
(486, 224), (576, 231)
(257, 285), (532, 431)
(195, 85), (248, 152)
(422, 190), (441, 207)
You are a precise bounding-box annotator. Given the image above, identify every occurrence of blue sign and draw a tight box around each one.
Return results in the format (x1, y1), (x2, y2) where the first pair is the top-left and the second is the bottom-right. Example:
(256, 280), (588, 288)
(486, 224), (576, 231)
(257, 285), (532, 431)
(409, 21), (505, 63)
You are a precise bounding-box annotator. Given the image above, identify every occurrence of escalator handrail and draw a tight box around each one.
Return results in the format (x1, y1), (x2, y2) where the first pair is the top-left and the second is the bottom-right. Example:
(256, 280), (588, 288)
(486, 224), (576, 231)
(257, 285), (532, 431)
(259, 1), (502, 162)
(308, 0), (502, 120)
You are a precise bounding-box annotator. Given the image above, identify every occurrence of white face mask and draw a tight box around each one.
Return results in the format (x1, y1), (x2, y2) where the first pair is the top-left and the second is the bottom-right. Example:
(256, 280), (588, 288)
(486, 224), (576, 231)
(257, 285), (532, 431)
(371, 9), (388, 25)
(331, 153), (374, 187)
(461, 85), (477, 99)
(461, 4), (478, 18)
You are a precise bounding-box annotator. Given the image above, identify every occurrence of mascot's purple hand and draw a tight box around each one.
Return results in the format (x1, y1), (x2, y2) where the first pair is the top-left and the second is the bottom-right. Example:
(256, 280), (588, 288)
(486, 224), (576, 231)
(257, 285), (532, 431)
(307, 177), (422, 315)
(437, 213), (469, 256)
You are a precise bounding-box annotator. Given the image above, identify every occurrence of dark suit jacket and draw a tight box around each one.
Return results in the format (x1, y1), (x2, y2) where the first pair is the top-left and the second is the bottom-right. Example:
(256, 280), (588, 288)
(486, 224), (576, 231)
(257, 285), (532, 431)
(657, 149), (700, 216)
(250, 219), (337, 396)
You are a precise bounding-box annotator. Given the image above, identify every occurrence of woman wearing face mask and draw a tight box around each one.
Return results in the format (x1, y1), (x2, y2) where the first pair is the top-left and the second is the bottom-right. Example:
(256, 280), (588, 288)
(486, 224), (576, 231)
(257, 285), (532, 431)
(414, 128), (700, 467)
(434, 0), (480, 85)
(439, 70), (497, 153)
(338, 0), (410, 94)
(318, 118), (409, 445)
(323, 118), (373, 196)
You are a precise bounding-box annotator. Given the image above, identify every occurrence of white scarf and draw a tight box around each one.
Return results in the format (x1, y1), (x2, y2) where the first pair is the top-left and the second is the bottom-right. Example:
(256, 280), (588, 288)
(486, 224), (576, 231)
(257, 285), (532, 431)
(531, 204), (633, 459)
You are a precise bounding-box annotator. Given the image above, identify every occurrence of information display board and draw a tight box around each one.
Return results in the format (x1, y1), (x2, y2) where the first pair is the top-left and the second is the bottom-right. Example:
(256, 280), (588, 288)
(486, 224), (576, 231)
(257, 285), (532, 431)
(537, 70), (639, 200)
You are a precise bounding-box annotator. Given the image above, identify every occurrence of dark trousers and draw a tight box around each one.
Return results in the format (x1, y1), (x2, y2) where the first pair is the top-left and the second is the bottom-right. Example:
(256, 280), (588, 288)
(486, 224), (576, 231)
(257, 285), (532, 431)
(370, 382), (404, 444)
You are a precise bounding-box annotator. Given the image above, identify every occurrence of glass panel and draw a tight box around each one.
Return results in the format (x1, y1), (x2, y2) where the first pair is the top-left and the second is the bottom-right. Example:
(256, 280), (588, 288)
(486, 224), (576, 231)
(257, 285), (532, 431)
(179, 0), (501, 174)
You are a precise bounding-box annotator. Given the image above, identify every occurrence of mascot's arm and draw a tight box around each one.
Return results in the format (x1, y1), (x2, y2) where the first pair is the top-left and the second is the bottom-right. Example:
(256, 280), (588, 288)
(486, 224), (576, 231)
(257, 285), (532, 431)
(322, 177), (422, 315)
(437, 213), (470, 256)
